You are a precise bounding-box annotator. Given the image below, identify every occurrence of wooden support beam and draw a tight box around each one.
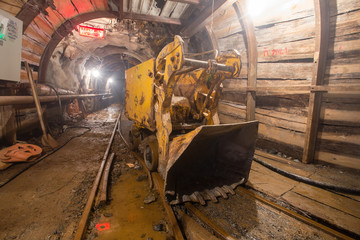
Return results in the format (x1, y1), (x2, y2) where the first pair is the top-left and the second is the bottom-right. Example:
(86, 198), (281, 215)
(118, 0), (124, 19)
(123, 12), (182, 25)
(302, 0), (330, 164)
(233, 1), (257, 121)
(16, 0), (52, 33)
(205, 25), (220, 53)
(180, 0), (236, 38)
(222, 85), (360, 96)
(170, 0), (200, 4)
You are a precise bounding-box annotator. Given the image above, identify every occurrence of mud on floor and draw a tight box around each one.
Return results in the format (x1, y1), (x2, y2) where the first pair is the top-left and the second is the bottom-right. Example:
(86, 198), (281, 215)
(86, 134), (172, 240)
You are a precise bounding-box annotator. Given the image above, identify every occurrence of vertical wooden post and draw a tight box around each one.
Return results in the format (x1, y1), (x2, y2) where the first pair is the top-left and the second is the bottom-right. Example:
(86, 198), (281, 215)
(205, 25), (220, 54)
(0, 106), (16, 144)
(233, 0), (257, 121)
(118, 0), (124, 20)
(302, 0), (329, 163)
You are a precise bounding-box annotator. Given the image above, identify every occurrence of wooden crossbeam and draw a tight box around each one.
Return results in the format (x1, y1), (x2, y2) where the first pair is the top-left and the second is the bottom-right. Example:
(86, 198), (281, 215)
(222, 85), (360, 96)
(180, 0), (236, 37)
(16, 0), (51, 33)
(123, 12), (182, 25)
(170, 0), (200, 4)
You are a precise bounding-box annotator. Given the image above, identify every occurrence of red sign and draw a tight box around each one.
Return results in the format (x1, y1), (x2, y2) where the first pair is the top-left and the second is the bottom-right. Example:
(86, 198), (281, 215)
(78, 25), (105, 39)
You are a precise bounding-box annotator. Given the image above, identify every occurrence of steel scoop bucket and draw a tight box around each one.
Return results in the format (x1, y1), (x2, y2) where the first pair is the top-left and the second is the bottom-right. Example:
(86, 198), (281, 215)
(164, 121), (258, 205)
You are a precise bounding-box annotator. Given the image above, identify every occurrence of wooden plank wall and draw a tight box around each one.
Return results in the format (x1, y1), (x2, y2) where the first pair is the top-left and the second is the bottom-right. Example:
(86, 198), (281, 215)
(316, 0), (360, 169)
(211, 0), (360, 169)
(211, 0), (314, 160)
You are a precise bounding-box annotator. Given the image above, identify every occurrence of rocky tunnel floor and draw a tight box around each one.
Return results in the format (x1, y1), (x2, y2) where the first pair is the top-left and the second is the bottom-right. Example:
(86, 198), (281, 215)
(0, 104), (170, 240)
(0, 104), (359, 240)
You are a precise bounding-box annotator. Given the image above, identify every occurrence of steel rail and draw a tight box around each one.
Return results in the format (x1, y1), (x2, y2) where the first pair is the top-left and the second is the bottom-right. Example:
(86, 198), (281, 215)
(237, 187), (354, 240)
(185, 202), (237, 240)
(185, 186), (354, 240)
(98, 152), (116, 206)
(74, 113), (121, 240)
(0, 94), (111, 106)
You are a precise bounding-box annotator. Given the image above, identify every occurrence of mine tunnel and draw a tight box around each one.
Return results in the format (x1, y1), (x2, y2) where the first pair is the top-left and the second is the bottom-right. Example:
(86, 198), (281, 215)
(0, 0), (360, 239)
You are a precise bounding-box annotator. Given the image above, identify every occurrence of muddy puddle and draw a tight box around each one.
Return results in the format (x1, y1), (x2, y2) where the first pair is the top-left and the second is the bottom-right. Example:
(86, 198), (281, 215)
(89, 161), (170, 239)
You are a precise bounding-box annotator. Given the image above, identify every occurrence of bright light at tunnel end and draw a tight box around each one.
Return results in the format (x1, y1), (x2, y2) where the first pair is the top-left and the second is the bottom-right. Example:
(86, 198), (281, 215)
(92, 69), (100, 77)
(108, 78), (113, 83)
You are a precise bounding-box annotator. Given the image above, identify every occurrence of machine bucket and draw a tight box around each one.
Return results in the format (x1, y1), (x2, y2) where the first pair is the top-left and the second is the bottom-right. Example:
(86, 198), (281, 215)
(165, 121), (259, 205)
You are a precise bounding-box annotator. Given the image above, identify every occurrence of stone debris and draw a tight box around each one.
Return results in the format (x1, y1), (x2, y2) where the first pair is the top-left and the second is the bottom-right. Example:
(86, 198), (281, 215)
(143, 192), (157, 204)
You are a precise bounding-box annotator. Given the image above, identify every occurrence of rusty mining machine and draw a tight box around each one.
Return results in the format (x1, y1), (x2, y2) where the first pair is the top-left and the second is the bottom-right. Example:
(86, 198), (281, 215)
(125, 35), (259, 205)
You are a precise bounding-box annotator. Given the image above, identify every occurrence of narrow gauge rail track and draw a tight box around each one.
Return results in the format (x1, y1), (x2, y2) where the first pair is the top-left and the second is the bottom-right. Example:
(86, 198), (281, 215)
(130, 151), (354, 240)
(116, 112), (355, 240)
(1, 110), (355, 239)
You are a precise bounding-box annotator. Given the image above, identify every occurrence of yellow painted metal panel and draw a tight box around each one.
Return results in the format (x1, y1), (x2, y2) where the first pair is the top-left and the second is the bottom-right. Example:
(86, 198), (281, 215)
(125, 58), (156, 130)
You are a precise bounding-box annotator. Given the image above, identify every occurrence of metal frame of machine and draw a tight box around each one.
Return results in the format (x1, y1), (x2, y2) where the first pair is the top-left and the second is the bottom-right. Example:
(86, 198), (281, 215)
(125, 35), (259, 205)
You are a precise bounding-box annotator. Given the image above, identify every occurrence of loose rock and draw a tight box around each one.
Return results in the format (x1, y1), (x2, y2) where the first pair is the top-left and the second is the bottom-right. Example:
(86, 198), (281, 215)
(153, 223), (164, 232)
(143, 192), (156, 204)
(103, 212), (113, 217)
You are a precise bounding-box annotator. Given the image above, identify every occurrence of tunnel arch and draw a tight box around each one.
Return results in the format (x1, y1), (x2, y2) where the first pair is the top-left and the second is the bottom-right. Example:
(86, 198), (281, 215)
(38, 11), (119, 83)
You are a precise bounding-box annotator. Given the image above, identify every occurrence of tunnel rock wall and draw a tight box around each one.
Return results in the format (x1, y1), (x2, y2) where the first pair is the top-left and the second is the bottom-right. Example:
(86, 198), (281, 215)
(46, 26), (154, 92)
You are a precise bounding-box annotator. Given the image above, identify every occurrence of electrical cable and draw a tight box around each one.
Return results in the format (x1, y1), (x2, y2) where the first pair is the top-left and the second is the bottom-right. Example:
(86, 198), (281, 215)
(0, 126), (91, 188)
(253, 157), (360, 195)
(45, 83), (64, 132)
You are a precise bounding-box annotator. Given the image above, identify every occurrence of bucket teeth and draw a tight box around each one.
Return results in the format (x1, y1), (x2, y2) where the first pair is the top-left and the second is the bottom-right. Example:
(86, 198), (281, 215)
(204, 189), (218, 203)
(168, 178), (245, 205)
(194, 191), (206, 205)
(230, 178), (245, 189)
(182, 194), (191, 203)
(215, 187), (228, 199)
(189, 193), (198, 202)
(222, 185), (235, 195)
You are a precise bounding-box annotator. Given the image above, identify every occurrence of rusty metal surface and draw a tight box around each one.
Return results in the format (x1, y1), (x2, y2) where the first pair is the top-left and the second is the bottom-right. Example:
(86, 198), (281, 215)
(125, 35), (256, 205)
(164, 121), (259, 205)
(125, 58), (156, 131)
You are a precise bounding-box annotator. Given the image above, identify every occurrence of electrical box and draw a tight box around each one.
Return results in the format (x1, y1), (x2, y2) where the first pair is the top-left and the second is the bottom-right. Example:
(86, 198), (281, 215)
(0, 9), (23, 82)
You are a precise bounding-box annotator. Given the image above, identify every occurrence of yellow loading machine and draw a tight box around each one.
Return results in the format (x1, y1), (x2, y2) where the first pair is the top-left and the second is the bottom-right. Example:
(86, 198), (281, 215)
(125, 36), (258, 205)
